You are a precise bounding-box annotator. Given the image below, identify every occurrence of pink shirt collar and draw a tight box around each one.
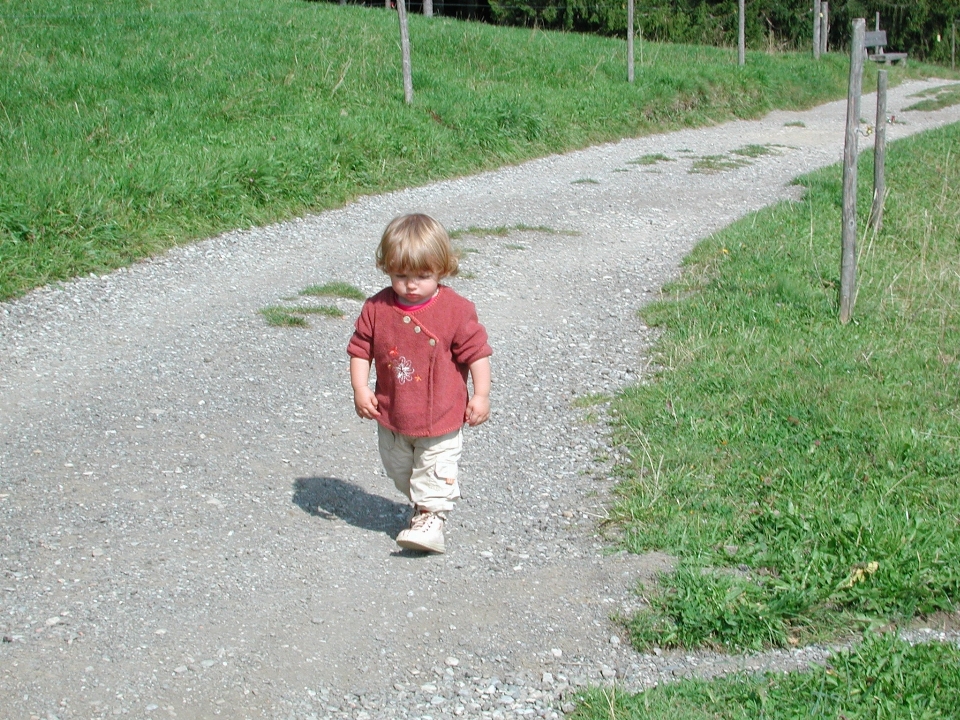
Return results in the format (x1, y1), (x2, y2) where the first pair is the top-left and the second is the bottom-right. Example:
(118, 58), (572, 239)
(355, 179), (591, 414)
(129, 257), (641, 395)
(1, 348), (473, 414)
(393, 286), (442, 312)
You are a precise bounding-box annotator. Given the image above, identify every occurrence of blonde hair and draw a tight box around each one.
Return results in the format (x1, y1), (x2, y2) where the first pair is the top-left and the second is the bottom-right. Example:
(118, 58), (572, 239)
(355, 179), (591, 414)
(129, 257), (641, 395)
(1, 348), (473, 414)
(376, 214), (459, 278)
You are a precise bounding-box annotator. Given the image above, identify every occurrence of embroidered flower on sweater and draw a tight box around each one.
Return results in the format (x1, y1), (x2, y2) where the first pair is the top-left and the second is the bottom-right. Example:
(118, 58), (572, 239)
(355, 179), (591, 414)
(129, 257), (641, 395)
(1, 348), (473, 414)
(394, 356), (414, 384)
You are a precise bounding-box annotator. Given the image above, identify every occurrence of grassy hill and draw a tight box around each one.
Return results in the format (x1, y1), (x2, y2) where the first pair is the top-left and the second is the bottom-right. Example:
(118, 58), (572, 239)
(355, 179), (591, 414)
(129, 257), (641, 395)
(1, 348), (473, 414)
(1, 0), (940, 299)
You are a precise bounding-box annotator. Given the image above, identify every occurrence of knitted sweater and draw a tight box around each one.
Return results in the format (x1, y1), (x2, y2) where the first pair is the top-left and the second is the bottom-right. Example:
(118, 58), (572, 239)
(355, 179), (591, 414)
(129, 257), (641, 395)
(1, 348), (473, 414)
(347, 286), (492, 437)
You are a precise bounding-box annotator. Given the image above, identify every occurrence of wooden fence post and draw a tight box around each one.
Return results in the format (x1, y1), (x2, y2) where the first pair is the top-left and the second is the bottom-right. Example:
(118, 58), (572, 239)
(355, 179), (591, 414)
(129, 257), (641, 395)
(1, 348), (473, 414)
(423, 0), (432, 16)
(813, 0), (821, 59)
(821, 2), (829, 54)
(397, 0), (413, 104)
(953, 20), (956, 71)
(738, 0), (745, 66)
(840, 18), (865, 325)
(627, 0), (635, 82)
(869, 70), (888, 231)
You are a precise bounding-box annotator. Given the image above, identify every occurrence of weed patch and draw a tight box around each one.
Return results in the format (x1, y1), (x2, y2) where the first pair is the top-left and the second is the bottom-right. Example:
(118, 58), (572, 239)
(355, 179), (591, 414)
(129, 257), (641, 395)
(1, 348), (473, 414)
(731, 143), (776, 158)
(628, 153), (674, 166)
(300, 282), (365, 301)
(260, 282), (355, 326)
(260, 306), (310, 327)
(689, 155), (750, 174)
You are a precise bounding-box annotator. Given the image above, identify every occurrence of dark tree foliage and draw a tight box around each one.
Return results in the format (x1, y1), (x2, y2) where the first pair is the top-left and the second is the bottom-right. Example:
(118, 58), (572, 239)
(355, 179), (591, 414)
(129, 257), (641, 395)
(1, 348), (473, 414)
(482, 0), (960, 61)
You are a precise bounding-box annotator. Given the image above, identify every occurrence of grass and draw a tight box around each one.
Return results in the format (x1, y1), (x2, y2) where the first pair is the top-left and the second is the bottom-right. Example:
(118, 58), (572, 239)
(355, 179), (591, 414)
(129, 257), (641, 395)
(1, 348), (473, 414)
(260, 306), (310, 327)
(628, 153), (674, 166)
(572, 393), (611, 408)
(4, 0), (949, 300)
(610, 122), (960, 657)
(689, 155), (750, 174)
(731, 143), (776, 158)
(572, 631), (960, 720)
(448, 224), (579, 239)
(260, 303), (343, 326)
(904, 82), (960, 111)
(299, 281), (365, 300)
(260, 280), (360, 325)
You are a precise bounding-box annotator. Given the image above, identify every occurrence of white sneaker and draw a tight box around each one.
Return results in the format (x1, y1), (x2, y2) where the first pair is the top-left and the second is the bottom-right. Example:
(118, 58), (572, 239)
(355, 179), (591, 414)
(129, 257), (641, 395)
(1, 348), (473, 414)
(396, 506), (445, 554)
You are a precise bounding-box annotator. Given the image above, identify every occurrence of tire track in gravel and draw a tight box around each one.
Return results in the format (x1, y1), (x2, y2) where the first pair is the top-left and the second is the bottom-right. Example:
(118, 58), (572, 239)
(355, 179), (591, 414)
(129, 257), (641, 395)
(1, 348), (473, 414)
(1, 80), (959, 720)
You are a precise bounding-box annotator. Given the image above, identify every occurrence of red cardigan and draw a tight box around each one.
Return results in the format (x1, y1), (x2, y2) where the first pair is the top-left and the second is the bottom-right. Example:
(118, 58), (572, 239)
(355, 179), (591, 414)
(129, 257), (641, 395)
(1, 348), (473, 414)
(347, 286), (492, 437)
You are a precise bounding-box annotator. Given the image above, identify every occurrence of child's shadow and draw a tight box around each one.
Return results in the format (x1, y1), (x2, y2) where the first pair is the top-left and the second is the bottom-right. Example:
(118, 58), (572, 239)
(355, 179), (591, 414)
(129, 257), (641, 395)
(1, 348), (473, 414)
(292, 476), (408, 537)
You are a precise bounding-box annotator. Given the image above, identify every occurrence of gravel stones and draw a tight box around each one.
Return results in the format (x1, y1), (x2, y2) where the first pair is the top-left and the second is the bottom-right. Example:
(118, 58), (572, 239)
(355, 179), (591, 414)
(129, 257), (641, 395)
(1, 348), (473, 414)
(2, 81), (960, 719)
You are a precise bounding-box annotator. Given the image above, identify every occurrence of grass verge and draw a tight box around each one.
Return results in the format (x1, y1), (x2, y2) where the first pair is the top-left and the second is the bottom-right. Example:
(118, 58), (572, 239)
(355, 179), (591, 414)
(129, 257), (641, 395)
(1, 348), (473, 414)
(572, 631), (960, 720)
(3, 0), (950, 300)
(611, 122), (960, 653)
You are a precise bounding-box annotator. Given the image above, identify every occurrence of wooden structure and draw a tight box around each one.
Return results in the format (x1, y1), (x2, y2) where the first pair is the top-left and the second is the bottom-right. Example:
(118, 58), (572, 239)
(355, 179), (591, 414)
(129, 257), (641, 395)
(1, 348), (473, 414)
(840, 18), (865, 325)
(865, 14), (907, 64)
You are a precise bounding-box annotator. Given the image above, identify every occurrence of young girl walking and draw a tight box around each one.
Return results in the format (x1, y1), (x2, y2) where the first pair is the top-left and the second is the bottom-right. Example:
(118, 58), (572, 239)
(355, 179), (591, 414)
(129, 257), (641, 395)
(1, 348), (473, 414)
(347, 214), (492, 553)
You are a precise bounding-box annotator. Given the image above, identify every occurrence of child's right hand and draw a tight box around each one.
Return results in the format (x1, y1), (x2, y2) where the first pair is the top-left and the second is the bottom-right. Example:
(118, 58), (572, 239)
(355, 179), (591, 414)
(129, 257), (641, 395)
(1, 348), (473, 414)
(353, 387), (381, 419)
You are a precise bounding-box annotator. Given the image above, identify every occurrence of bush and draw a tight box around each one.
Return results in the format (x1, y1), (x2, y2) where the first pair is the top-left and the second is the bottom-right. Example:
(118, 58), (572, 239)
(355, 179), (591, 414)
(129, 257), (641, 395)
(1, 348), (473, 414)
(483, 0), (960, 61)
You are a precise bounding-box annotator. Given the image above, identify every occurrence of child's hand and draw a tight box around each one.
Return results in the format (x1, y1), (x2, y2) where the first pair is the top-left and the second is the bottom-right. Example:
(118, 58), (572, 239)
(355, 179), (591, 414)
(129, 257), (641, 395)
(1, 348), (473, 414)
(465, 394), (489, 426)
(354, 387), (381, 419)
(465, 357), (491, 427)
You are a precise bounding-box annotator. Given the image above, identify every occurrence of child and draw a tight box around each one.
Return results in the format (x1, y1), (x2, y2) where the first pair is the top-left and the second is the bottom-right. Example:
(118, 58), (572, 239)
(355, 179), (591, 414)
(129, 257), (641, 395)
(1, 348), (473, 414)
(347, 214), (492, 554)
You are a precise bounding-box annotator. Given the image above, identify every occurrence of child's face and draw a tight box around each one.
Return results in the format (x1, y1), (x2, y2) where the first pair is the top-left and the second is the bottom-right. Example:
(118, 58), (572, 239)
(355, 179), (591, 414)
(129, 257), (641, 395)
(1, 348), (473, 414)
(389, 269), (440, 306)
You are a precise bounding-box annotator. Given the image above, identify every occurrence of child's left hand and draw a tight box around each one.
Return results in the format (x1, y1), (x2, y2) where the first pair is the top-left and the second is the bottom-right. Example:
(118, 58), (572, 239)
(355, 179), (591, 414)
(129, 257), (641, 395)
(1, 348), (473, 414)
(465, 394), (490, 426)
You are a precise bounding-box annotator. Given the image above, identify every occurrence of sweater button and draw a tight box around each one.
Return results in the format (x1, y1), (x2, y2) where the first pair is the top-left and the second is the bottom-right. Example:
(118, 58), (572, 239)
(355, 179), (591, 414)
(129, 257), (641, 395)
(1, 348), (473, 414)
(403, 316), (411, 323)
(414, 326), (421, 333)
(429, 338), (436, 346)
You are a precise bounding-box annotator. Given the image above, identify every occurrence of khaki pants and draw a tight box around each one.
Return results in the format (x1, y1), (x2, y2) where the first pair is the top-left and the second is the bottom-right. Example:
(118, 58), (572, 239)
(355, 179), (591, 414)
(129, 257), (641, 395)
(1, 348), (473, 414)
(377, 426), (462, 515)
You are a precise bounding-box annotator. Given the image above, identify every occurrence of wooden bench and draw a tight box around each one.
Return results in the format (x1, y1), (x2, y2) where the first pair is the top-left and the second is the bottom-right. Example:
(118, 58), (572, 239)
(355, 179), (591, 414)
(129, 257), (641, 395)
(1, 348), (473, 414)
(865, 29), (908, 64)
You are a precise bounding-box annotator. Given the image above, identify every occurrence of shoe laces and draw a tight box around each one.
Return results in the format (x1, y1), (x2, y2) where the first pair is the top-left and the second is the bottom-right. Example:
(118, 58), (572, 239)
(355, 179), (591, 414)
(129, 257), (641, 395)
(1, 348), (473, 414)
(410, 507), (442, 531)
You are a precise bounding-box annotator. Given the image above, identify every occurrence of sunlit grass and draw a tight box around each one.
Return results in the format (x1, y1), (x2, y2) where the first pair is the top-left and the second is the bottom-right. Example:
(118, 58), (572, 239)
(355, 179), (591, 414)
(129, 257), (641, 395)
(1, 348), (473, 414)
(5, 0), (938, 300)
(572, 631), (960, 720)
(612, 123), (960, 653)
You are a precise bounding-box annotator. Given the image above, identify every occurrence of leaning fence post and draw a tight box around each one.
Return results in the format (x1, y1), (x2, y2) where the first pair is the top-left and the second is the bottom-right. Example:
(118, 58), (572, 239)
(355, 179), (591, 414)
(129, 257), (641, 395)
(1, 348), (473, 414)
(813, 0), (822, 59)
(627, 0), (635, 82)
(840, 18), (865, 325)
(869, 70), (888, 231)
(821, 2), (829, 54)
(738, 0), (745, 66)
(397, 0), (413, 104)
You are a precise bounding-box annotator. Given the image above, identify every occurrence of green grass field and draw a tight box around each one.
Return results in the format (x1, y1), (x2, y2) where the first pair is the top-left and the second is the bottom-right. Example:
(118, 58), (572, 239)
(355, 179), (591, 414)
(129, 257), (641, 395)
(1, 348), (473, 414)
(2, 0), (942, 300)
(582, 121), (960, 718)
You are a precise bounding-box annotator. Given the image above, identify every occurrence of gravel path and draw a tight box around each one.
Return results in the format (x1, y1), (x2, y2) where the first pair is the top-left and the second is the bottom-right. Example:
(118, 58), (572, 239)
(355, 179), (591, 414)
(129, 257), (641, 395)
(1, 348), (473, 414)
(2, 79), (960, 720)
